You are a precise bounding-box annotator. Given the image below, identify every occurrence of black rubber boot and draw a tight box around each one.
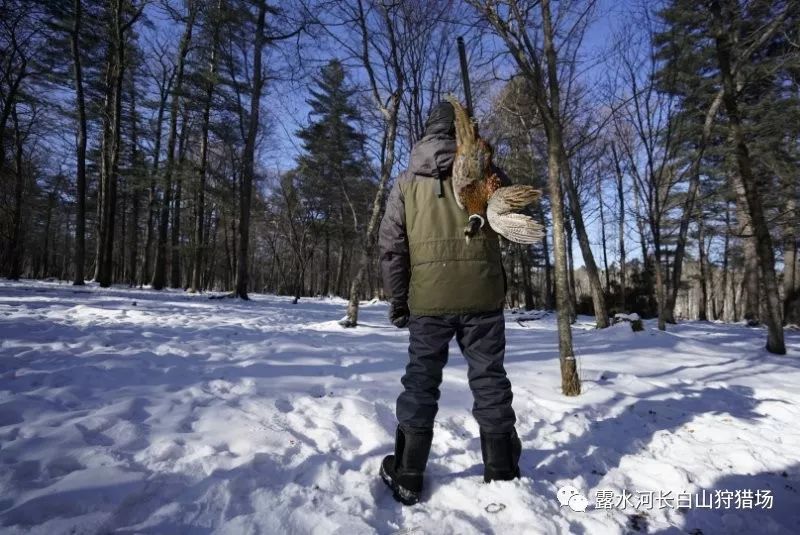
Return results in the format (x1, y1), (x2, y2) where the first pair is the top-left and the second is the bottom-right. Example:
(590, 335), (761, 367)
(480, 428), (521, 483)
(379, 426), (433, 505)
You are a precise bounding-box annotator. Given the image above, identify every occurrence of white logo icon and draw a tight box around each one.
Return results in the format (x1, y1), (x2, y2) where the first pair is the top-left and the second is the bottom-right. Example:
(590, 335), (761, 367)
(557, 486), (589, 512)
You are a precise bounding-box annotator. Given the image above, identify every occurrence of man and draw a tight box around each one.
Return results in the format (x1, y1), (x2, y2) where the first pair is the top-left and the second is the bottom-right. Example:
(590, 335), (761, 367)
(377, 101), (521, 505)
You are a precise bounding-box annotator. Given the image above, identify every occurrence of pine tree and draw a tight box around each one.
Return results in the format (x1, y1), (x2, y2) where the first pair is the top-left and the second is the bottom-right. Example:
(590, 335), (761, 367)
(654, 0), (796, 352)
(294, 59), (368, 305)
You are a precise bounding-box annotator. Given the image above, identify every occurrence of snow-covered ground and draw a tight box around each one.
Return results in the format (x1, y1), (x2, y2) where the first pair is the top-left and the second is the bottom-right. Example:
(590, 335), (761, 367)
(1, 280), (799, 535)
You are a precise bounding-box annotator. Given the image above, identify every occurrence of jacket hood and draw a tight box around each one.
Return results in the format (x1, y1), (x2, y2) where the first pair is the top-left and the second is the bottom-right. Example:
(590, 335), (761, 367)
(408, 134), (456, 177)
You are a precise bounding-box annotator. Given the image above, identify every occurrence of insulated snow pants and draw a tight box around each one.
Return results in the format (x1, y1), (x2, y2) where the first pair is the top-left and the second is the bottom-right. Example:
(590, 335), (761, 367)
(396, 311), (516, 434)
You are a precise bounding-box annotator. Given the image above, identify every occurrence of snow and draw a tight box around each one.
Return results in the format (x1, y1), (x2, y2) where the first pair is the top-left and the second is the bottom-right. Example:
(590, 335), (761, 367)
(613, 313), (641, 322)
(1, 280), (799, 535)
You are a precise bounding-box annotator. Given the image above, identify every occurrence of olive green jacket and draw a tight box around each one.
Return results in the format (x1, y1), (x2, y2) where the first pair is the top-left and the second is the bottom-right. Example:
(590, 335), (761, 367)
(378, 134), (505, 315)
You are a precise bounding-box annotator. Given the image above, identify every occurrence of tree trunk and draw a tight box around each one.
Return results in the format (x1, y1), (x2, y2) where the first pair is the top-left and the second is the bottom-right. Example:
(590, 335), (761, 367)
(171, 107), (190, 289)
(94, 51), (114, 283)
(344, 94), (400, 326)
(611, 142), (626, 311)
(234, 0), (267, 299)
(665, 91), (724, 323)
(541, 0), (579, 394)
(7, 105), (24, 279)
(653, 238), (667, 330)
(152, 2), (196, 290)
(100, 1), (127, 287)
(783, 177), (799, 324)
(734, 188), (760, 322)
(560, 151), (609, 327)
(127, 74), (140, 286)
(521, 244), (534, 310)
(720, 202), (731, 320)
(697, 219), (708, 321)
(322, 228), (330, 296)
(564, 214), (577, 320)
(540, 207), (554, 309)
(71, 0), (87, 286)
(142, 69), (172, 287)
(711, 0), (785, 354)
(597, 177), (610, 292)
(334, 232), (345, 296)
(96, 0), (138, 288)
(191, 1), (221, 293)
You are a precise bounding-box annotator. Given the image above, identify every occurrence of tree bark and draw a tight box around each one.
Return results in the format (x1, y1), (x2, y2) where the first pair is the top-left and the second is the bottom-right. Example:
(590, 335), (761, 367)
(611, 142), (626, 311)
(171, 105), (190, 289)
(7, 105), (24, 279)
(234, 0), (267, 299)
(697, 219), (708, 321)
(541, 0), (579, 393)
(783, 176), (799, 324)
(597, 177), (610, 292)
(734, 184), (760, 322)
(720, 202), (731, 320)
(126, 72), (140, 286)
(95, 0), (141, 287)
(71, 0), (87, 285)
(521, 244), (534, 310)
(540, 207), (554, 309)
(564, 214), (577, 320)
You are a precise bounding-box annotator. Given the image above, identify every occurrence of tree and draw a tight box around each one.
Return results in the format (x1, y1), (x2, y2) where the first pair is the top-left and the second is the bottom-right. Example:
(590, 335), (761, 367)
(318, 0), (405, 325)
(70, 0), (88, 285)
(93, 0), (144, 287)
(190, 0), (225, 293)
(151, 0), (197, 291)
(294, 59), (368, 302)
(709, 0), (788, 354)
(1, 0), (45, 279)
(611, 24), (684, 331)
(467, 0), (582, 394)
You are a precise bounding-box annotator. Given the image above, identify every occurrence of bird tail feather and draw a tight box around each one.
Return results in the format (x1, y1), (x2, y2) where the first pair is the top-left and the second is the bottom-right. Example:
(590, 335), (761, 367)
(445, 94), (475, 146)
(487, 212), (544, 244)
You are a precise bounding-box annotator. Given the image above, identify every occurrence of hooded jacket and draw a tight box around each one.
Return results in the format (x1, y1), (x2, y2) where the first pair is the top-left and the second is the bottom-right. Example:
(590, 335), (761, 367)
(378, 133), (506, 315)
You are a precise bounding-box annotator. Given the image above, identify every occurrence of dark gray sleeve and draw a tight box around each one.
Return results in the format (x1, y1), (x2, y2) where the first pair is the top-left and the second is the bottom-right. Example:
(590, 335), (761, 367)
(378, 177), (410, 301)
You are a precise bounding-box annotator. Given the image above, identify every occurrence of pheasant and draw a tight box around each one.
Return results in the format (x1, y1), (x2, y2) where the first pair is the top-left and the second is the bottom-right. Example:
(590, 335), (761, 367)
(446, 95), (544, 244)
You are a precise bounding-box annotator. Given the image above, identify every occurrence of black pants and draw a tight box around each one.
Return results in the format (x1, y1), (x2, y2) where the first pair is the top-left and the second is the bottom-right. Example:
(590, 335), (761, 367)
(396, 311), (516, 434)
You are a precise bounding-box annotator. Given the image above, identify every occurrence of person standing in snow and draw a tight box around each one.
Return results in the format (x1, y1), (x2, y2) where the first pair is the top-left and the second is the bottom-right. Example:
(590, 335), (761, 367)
(377, 101), (521, 505)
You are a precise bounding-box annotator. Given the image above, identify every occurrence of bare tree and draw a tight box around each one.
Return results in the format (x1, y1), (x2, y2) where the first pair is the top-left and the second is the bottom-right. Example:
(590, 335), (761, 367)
(94, 0), (144, 287)
(467, 0), (582, 394)
(190, 0), (225, 293)
(152, 0), (197, 290)
(141, 37), (175, 287)
(70, 0), (87, 285)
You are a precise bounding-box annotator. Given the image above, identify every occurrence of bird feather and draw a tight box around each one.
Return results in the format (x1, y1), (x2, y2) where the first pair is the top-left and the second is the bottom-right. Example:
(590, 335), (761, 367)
(487, 186), (544, 243)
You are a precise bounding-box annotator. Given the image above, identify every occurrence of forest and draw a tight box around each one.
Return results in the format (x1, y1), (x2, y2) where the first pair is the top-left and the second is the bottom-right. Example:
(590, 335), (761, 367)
(0, 0), (798, 356)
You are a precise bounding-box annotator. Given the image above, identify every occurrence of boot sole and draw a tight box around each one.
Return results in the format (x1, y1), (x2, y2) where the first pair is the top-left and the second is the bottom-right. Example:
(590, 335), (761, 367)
(379, 463), (420, 505)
